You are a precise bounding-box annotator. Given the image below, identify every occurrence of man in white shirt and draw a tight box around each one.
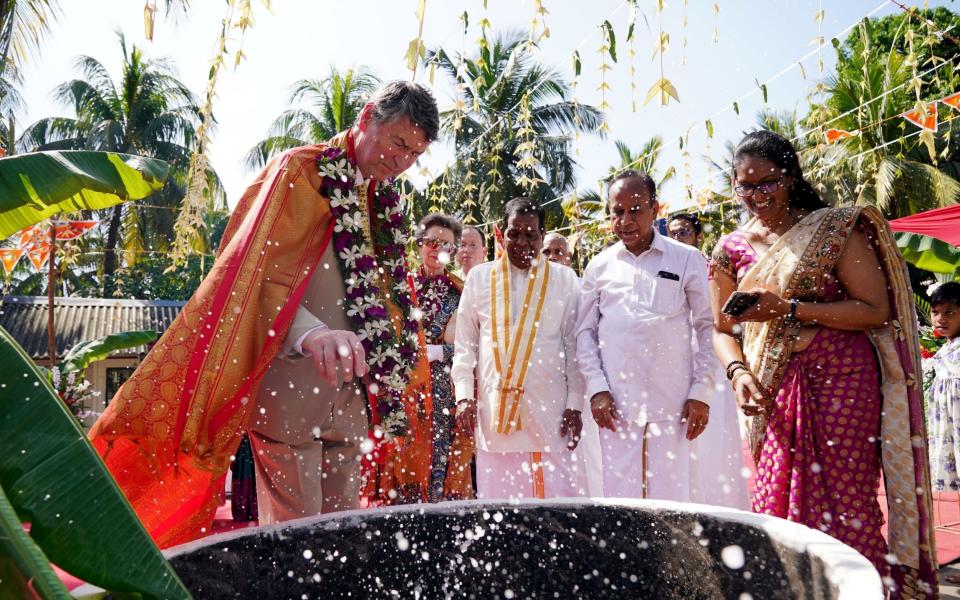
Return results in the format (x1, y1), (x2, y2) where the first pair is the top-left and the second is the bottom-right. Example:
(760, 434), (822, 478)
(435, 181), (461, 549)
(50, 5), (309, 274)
(452, 198), (588, 499)
(576, 171), (715, 502)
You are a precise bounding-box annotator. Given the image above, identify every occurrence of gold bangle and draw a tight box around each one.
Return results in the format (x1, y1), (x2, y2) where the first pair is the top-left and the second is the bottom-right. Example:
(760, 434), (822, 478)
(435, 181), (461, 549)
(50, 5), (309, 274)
(731, 370), (753, 388)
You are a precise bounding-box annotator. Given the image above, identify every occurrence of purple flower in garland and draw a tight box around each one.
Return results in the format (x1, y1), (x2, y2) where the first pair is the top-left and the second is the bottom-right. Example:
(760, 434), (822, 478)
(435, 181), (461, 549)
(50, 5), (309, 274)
(333, 231), (355, 253)
(366, 305), (389, 320)
(398, 343), (418, 362)
(355, 255), (377, 271)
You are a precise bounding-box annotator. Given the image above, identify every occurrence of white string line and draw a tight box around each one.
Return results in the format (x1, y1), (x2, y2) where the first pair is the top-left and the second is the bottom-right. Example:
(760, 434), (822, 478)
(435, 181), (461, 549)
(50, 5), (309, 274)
(441, 0), (629, 160)
(465, 0), (902, 228)
(546, 116), (950, 237)
(683, 73), (959, 196)
(551, 12), (960, 218)
(600, 0), (895, 179)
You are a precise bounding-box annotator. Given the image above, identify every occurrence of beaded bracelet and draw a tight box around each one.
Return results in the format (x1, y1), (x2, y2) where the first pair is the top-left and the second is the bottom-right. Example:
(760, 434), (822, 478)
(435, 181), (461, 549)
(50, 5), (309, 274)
(725, 360), (749, 380)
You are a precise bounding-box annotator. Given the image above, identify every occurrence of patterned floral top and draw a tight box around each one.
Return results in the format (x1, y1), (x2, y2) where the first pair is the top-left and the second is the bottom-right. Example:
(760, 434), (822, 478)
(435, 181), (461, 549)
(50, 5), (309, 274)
(415, 271), (464, 502)
(927, 336), (960, 491)
(709, 230), (846, 302)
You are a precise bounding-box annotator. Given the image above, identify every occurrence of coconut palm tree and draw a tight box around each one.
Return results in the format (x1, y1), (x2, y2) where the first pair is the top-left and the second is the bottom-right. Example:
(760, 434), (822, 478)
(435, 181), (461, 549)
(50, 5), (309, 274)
(243, 67), (380, 171)
(0, 0), (60, 74)
(805, 19), (960, 218)
(572, 135), (674, 227)
(19, 33), (222, 294)
(609, 137), (676, 187)
(0, 1), (58, 154)
(425, 29), (605, 227)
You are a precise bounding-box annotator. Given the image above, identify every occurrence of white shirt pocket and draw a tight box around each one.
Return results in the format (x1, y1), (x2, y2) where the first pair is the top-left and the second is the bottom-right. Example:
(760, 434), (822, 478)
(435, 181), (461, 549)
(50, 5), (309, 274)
(651, 275), (684, 315)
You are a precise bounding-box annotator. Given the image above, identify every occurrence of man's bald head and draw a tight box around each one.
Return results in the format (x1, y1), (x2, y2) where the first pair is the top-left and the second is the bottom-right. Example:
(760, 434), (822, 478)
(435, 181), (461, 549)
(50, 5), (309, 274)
(542, 232), (573, 267)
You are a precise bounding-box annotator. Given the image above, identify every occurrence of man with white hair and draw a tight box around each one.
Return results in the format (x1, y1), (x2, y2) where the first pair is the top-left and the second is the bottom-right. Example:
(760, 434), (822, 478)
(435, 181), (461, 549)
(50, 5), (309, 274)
(542, 232), (573, 268)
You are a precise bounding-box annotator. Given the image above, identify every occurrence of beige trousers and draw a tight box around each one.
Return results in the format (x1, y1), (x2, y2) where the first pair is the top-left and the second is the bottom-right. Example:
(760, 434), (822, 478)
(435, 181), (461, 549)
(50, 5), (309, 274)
(248, 242), (369, 524)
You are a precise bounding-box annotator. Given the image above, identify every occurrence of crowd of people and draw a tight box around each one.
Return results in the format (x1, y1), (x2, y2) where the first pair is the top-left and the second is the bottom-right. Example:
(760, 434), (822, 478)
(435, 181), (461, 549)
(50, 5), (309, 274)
(88, 80), (954, 597)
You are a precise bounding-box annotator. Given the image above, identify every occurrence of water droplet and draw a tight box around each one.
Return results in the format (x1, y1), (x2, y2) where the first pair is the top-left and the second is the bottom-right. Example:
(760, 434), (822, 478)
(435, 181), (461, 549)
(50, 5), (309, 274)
(721, 545), (745, 569)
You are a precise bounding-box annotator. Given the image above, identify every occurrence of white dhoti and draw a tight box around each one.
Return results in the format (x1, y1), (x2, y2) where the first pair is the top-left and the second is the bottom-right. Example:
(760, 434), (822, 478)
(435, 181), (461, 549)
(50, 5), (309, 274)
(691, 375), (750, 510)
(599, 420), (693, 501)
(475, 448), (589, 500)
(579, 414), (604, 496)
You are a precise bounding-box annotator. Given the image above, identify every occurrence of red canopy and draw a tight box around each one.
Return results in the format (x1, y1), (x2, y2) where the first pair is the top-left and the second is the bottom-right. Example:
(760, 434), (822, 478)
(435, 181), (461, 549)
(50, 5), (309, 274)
(889, 204), (960, 247)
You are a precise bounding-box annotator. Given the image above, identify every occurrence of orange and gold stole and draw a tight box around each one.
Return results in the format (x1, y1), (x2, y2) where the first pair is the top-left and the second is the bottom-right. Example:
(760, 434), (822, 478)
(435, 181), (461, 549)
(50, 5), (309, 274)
(489, 254), (550, 435)
(90, 142), (342, 548)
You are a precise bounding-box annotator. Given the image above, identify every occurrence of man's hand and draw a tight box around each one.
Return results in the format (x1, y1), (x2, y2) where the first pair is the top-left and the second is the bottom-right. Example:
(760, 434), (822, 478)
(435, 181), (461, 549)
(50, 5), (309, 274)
(680, 399), (710, 441)
(590, 391), (620, 432)
(455, 400), (477, 437)
(559, 409), (583, 450)
(301, 329), (367, 387)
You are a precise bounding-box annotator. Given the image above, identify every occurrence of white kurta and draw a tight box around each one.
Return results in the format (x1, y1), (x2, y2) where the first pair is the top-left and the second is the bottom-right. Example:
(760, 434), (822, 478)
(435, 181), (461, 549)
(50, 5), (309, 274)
(575, 232), (715, 502)
(452, 259), (590, 498)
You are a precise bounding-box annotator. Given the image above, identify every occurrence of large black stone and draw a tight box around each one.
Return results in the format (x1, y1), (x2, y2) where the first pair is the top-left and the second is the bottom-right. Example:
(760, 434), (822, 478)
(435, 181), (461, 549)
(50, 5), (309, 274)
(163, 500), (870, 599)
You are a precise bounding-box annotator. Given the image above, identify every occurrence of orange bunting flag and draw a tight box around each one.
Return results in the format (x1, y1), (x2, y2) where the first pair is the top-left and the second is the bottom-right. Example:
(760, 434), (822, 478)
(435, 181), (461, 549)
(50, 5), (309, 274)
(824, 129), (856, 144)
(18, 225), (42, 248)
(55, 220), (98, 241)
(0, 248), (23, 275)
(941, 91), (960, 110)
(902, 104), (938, 131)
(493, 224), (505, 259)
(26, 243), (51, 271)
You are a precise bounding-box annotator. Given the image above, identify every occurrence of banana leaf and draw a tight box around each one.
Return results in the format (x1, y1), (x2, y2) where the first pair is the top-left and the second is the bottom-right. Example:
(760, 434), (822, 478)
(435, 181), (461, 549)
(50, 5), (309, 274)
(59, 330), (158, 375)
(894, 230), (960, 276)
(0, 151), (169, 240)
(0, 482), (69, 599)
(0, 325), (191, 599)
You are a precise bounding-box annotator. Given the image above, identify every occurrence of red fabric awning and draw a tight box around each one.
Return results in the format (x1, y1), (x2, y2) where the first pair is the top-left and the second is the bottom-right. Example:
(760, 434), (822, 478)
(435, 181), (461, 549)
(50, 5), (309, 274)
(889, 204), (960, 247)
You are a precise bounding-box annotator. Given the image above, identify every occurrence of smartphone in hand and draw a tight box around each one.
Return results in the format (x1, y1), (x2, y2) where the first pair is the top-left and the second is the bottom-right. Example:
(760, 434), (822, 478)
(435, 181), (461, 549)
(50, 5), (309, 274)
(721, 291), (760, 317)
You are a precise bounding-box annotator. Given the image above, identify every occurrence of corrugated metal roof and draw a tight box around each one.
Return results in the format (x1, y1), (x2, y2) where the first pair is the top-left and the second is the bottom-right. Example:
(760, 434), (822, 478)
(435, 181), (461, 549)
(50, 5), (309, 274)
(0, 296), (185, 360)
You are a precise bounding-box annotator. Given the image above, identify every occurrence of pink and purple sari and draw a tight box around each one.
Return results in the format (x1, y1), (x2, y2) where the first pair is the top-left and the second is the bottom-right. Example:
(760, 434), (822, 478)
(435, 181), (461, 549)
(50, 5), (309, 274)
(711, 206), (937, 598)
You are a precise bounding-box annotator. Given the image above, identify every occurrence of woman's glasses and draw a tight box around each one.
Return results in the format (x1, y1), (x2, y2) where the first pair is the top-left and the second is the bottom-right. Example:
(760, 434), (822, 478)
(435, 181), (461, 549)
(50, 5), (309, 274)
(733, 178), (783, 198)
(418, 237), (457, 253)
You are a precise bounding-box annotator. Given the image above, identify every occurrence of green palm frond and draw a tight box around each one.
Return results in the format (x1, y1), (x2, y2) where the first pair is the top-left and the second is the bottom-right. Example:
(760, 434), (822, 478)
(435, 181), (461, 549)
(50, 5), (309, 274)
(245, 67), (380, 171)
(0, 0), (60, 73)
(427, 28), (604, 226)
(17, 31), (209, 293)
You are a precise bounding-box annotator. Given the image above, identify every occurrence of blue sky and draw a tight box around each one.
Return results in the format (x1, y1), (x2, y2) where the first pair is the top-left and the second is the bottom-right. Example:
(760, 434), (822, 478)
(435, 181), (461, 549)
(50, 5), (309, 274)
(18, 0), (955, 212)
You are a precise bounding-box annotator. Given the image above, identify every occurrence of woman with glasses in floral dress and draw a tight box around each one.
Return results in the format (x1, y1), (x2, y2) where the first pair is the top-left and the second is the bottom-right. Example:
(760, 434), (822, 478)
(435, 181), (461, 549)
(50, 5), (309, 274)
(709, 130), (936, 596)
(415, 213), (474, 501)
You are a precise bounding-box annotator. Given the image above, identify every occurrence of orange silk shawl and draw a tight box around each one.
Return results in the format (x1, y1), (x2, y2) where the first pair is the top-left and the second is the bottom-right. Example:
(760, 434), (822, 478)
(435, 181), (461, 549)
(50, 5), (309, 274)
(89, 136), (432, 548)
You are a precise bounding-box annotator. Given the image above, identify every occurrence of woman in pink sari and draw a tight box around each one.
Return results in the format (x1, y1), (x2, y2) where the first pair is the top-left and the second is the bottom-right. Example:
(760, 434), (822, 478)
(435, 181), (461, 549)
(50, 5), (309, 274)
(709, 131), (937, 598)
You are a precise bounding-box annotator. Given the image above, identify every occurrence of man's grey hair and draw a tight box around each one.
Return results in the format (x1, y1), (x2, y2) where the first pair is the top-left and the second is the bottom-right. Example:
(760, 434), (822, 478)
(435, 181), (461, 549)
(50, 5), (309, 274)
(366, 81), (440, 143)
(543, 232), (570, 247)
